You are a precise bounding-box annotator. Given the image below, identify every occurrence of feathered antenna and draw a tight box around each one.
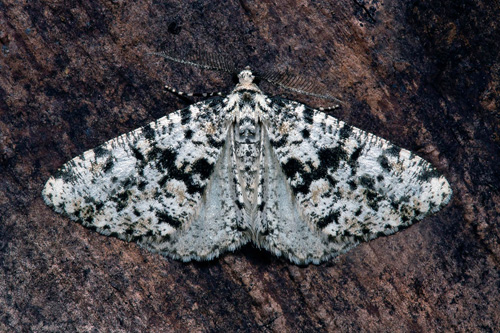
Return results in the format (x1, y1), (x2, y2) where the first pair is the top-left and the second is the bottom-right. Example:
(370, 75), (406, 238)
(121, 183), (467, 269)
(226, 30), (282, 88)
(150, 50), (342, 103)
(258, 70), (344, 104)
(149, 49), (237, 74)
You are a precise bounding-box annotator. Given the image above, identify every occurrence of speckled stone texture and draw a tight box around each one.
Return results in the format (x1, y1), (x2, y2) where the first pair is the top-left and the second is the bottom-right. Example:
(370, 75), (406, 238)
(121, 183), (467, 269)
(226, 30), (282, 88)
(0, 0), (499, 331)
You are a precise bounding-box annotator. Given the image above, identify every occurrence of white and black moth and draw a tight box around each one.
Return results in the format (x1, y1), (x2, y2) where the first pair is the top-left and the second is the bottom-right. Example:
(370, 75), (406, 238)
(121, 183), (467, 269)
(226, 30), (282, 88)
(43, 67), (452, 264)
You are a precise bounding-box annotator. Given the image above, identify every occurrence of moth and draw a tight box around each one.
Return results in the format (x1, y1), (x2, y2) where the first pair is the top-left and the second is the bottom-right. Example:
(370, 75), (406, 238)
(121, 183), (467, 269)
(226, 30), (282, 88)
(43, 55), (452, 264)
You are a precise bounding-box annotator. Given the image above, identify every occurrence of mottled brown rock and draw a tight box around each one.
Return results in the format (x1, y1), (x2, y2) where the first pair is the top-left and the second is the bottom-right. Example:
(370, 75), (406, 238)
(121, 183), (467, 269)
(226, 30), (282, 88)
(1, 0), (499, 331)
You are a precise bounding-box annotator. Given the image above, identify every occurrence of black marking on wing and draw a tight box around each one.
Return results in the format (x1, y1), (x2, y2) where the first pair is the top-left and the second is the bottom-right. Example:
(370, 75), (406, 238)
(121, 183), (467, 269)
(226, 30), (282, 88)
(348, 146), (363, 172)
(156, 210), (182, 229)
(147, 147), (216, 195)
(235, 200), (244, 210)
(317, 211), (341, 229)
(208, 137), (225, 148)
(103, 157), (114, 173)
(143, 123), (156, 141)
(111, 190), (132, 212)
(385, 145), (401, 157)
(181, 109), (191, 125)
(121, 176), (136, 189)
(94, 146), (110, 158)
(281, 146), (347, 195)
(184, 128), (193, 139)
(191, 158), (213, 180)
(131, 146), (145, 161)
(377, 154), (391, 172)
(269, 136), (288, 148)
(365, 189), (380, 211)
(303, 108), (314, 124)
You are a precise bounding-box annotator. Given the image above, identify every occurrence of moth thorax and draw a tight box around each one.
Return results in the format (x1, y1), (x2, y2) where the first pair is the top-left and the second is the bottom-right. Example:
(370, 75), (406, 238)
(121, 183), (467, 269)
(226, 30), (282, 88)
(235, 102), (260, 144)
(236, 117), (260, 144)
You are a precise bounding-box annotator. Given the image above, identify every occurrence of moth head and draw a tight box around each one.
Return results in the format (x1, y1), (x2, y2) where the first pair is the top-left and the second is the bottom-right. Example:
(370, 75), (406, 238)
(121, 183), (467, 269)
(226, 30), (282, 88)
(234, 67), (261, 93)
(238, 67), (255, 84)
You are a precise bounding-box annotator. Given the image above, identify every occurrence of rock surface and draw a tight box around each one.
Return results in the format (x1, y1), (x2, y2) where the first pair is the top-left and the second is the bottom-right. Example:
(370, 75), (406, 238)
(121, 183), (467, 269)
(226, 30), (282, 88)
(1, 0), (499, 331)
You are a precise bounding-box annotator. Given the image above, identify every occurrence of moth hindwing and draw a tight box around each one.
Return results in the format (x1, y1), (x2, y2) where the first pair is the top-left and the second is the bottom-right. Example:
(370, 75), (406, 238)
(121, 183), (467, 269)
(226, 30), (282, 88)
(43, 68), (452, 264)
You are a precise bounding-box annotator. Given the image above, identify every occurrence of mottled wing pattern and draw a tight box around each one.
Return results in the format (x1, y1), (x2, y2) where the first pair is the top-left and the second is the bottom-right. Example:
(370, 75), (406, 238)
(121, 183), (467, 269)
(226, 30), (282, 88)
(255, 130), (339, 264)
(261, 98), (452, 263)
(43, 98), (247, 261)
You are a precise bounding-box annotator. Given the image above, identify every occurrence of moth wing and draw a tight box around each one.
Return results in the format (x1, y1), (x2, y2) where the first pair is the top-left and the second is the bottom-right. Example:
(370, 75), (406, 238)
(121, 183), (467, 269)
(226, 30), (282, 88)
(163, 133), (248, 260)
(260, 98), (452, 264)
(255, 132), (338, 264)
(43, 98), (247, 261)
